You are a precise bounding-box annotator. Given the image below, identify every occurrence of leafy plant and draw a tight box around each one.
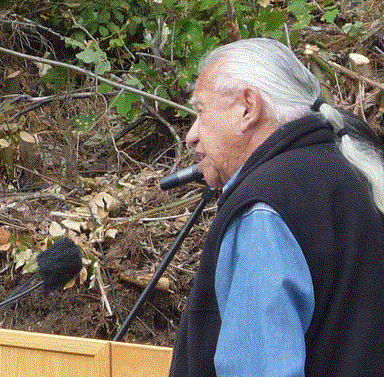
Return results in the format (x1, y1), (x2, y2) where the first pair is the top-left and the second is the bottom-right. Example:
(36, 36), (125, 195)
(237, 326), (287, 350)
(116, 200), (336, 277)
(341, 21), (365, 39)
(10, 0), (366, 123)
(321, 5), (340, 24)
(75, 42), (111, 75)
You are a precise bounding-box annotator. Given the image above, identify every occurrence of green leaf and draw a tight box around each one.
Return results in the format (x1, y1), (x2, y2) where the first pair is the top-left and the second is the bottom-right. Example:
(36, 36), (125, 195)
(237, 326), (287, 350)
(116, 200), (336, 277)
(72, 112), (96, 135)
(163, 0), (177, 8)
(154, 86), (170, 110)
(287, 0), (313, 28)
(111, 92), (140, 116)
(321, 7), (340, 24)
(95, 57), (111, 75)
(124, 76), (144, 90)
(112, 9), (125, 24)
(109, 37), (125, 48)
(200, 0), (220, 10)
(177, 109), (190, 118)
(97, 10), (111, 24)
(99, 25), (110, 37)
(98, 83), (113, 94)
(107, 22), (120, 33)
(341, 21), (364, 39)
(42, 67), (70, 90)
(64, 37), (86, 50)
(256, 8), (286, 32)
(76, 48), (99, 64)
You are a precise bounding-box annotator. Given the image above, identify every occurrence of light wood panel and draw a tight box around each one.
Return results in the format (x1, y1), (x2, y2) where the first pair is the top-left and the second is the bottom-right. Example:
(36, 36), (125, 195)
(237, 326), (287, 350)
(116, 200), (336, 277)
(111, 341), (172, 377)
(0, 329), (110, 377)
(0, 329), (173, 377)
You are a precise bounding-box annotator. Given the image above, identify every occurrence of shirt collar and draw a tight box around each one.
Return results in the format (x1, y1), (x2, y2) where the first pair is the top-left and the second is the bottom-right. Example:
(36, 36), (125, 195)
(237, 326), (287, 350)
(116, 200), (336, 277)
(223, 168), (242, 193)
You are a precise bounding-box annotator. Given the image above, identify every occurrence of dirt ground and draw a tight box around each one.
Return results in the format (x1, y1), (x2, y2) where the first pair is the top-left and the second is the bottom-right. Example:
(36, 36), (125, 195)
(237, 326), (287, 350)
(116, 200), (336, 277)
(0, 177), (213, 347)
(0, 56), (213, 346)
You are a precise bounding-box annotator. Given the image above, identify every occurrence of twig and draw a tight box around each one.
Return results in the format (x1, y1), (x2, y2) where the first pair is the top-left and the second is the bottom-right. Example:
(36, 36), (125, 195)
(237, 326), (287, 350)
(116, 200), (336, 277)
(68, 11), (98, 47)
(143, 101), (183, 172)
(0, 214), (30, 231)
(83, 198), (123, 323)
(0, 13), (60, 57)
(114, 116), (148, 142)
(147, 301), (178, 329)
(308, 53), (338, 85)
(7, 91), (120, 122)
(0, 46), (196, 115)
(94, 262), (113, 316)
(109, 192), (206, 224)
(136, 52), (172, 64)
(138, 205), (217, 222)
(0, 190), (64, 202)
(13, 164), (63, 187)
(320, 56), (384, 92)
(284, 23), (291, 50)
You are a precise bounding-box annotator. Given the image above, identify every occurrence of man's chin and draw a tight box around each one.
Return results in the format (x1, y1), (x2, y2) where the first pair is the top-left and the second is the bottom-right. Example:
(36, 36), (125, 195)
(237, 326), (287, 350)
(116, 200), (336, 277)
(201, 168), (223, 189)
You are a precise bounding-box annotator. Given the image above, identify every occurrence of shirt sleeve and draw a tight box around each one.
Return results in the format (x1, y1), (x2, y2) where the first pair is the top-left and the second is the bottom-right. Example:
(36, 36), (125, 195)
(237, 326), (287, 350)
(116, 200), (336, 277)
(214, 203), (315, 377)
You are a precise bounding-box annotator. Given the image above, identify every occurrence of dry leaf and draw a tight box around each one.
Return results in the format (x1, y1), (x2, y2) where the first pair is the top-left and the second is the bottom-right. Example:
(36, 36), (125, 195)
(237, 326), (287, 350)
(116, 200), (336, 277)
(92, 192), (120, 211)
(0, 227), (11, 245)
(62, 218), (86, 233)
(49, 222), (66, 238)
(305, 44), (320, 56)
(105, 228), (119, 238)
(79, 266), (88, 284)
(64, 277), (76, 290)
(259, 0), (271, 8)
(0, 243), (11, 252)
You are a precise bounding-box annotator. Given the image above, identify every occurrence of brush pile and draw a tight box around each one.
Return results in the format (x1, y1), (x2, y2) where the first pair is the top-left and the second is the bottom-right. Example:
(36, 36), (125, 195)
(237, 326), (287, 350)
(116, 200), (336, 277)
(0, 2), (383, 346)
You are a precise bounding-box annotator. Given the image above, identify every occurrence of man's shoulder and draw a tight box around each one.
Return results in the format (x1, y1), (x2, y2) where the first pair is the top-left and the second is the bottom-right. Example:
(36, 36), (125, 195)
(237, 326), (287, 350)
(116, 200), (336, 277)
(242, 202), (279, 217)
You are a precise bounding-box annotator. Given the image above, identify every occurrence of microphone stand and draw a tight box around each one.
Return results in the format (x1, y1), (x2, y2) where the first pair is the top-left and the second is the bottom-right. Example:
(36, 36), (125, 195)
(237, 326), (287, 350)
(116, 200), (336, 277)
(113, 185), (217, 341)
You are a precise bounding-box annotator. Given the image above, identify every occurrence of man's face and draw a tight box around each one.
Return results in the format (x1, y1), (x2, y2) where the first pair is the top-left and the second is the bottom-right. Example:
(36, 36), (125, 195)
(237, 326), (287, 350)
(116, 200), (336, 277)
(186, 62), (253, 189)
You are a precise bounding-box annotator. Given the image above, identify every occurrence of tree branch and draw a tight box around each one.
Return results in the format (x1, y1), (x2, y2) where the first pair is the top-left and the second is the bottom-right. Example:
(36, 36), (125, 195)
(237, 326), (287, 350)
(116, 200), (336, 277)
(318, 55), (384, 92)
(0, 46), (196, 115)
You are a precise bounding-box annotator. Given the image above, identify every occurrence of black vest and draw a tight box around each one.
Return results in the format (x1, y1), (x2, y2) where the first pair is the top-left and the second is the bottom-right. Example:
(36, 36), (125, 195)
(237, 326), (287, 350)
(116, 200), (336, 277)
(170, 114), (384, 376)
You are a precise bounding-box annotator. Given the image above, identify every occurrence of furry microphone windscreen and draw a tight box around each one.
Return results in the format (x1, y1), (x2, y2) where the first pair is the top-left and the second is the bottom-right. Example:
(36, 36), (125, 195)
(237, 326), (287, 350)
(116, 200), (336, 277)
(37, 237), (82, 291)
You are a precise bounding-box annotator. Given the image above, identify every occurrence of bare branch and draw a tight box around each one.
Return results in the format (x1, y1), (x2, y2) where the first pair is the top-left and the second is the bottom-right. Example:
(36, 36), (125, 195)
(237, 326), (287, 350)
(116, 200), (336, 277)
(0, 46), (196, 115)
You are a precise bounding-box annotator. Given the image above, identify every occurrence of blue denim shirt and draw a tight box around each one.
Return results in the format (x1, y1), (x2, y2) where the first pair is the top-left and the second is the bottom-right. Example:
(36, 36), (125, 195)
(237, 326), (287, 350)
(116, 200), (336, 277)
(214, 175), (315, 376)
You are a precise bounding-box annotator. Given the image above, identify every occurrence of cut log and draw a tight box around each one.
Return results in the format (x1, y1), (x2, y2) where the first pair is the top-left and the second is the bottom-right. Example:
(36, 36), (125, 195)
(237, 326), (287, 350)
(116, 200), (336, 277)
(349, 53), (372, 78)
(120, 271), (170, 292)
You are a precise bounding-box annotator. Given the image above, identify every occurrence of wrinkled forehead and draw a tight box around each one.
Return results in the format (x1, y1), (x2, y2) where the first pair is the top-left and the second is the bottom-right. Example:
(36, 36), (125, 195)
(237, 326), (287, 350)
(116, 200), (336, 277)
(190, 57), (228, 103)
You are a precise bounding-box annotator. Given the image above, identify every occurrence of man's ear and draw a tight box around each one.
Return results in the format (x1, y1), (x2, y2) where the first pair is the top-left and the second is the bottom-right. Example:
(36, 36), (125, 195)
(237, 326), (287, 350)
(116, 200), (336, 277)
(239, 88), (264, 133)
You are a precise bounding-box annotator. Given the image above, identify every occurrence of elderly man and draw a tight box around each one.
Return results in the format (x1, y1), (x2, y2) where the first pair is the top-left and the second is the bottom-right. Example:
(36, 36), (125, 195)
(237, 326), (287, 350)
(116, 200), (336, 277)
(169, 38), (384, 377)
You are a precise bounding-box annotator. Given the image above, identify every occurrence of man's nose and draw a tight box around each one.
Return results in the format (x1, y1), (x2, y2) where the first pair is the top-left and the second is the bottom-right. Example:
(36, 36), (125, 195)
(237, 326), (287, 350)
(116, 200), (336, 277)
(186, 119), (199, 147)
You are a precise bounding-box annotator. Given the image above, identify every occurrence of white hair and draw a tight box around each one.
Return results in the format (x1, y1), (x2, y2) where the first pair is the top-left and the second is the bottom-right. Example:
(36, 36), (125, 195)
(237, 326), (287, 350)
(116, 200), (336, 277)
(200, 38), (384, 214)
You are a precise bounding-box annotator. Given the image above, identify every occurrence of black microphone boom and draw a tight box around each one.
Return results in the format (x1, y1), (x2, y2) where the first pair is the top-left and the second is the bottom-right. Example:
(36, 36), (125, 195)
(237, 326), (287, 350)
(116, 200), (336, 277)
(0, 237), (82, 309)
(159, 164), (204, 190)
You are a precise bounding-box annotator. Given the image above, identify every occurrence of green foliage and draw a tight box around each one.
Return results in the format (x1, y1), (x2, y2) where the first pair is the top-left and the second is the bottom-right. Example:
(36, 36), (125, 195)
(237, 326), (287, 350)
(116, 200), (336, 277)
(72, 112), (96, 135)
(10, 0), (369, 121)
(341, 21), (365, 39)
(42, 66), (73, 91)
(321, 5), (340, 24)
(75, 43), (111, 75)
(287, 0), (314, 30)
(67, 0), (129, 41)
(254, 7), (287, 40)
(110, 92), (141, 118)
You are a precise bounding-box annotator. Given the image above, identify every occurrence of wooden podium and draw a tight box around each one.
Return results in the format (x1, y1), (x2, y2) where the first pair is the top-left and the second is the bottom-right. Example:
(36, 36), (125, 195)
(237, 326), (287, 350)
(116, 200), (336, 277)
(0, 328), (172, 377)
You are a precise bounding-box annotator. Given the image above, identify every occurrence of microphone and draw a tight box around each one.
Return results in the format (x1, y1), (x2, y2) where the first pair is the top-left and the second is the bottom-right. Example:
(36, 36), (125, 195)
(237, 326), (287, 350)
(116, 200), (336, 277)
(160, 164), (204, 190)
(0, 237), (82, 309)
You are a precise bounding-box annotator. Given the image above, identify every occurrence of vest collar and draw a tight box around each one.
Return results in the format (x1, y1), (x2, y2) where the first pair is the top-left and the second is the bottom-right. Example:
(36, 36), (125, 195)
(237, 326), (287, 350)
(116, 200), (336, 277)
(218, 114), (334, 207)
